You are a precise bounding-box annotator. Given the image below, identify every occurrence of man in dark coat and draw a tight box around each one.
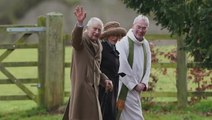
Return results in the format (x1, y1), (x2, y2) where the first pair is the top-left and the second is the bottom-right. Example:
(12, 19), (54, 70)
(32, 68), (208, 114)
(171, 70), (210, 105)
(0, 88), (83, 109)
(99, 21), (126, 120)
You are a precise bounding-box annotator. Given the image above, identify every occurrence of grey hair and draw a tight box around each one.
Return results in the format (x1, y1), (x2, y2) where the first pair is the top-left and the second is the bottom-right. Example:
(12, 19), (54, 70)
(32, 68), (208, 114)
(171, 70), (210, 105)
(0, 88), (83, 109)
(86, 17), (104, 30)
(133, 15), (149, 27)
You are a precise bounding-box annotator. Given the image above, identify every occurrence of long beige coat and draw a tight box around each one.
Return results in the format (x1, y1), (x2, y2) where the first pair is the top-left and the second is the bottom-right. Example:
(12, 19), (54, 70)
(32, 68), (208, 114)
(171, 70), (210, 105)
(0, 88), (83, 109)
(68, 26), (108, 120)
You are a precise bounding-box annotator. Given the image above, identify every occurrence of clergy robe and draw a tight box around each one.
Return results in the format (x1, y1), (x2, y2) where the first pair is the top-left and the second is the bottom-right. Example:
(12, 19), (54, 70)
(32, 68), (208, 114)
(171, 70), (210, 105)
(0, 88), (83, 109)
(116, 29), (151, 120)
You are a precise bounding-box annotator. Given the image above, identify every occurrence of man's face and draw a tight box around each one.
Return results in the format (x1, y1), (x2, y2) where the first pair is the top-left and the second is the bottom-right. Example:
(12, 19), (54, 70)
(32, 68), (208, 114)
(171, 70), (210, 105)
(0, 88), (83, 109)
(87, 23), (102, 41)
(132, 19), (148, 41)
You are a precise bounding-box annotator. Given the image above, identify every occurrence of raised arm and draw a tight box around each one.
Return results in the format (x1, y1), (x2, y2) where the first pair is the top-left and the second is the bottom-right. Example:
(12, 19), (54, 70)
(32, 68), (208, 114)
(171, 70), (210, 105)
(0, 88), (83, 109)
(71, 6), (87, 50)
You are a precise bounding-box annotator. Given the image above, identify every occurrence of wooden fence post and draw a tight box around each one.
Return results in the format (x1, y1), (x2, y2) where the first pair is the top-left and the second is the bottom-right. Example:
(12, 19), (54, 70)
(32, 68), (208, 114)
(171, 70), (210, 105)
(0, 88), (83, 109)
(176, 35), (188, 108)
(37, 15), (46, 107)
(37, 12), (64, 110)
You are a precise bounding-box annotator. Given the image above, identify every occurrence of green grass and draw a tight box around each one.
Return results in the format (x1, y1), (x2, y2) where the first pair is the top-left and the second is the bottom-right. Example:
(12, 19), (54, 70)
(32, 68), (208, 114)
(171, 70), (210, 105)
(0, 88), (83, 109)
(143, 100), (212, 120)
(0, 46), (211, 120)
(0, 100), (211, 120)
(0, 101), (61, 120)
(145, 112), (211, 120)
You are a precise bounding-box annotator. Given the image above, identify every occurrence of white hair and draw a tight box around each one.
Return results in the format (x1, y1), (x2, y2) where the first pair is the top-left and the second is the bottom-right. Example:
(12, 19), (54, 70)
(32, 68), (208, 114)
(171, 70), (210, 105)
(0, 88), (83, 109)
(86, 17), (104, 30)
(133, 15), (149, 27)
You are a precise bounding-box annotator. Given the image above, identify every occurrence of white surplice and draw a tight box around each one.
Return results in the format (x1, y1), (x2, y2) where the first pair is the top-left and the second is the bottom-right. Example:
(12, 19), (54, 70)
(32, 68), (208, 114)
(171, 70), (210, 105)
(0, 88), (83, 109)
(116, 29), (151, 120)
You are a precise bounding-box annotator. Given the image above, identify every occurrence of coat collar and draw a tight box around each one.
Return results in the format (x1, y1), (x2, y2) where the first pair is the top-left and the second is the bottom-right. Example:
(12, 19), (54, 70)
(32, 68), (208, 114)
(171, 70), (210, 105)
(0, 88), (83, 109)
(83, 32), (102, 59)
(102, 40), (119, 57)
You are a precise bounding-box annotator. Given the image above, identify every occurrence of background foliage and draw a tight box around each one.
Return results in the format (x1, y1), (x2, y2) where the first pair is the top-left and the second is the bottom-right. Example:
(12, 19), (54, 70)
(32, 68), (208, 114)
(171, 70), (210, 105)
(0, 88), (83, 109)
(122, 0), (212, 68)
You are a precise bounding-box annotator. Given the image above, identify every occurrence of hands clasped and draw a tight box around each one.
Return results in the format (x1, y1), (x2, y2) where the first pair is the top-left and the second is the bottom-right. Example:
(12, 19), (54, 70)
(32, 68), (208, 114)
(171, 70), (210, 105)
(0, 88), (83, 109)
(134, 83), (146, 93)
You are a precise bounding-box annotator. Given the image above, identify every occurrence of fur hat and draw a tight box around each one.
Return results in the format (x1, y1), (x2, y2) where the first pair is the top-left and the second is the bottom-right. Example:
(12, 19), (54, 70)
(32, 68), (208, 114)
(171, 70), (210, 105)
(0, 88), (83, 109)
(101, 21), (127, 39)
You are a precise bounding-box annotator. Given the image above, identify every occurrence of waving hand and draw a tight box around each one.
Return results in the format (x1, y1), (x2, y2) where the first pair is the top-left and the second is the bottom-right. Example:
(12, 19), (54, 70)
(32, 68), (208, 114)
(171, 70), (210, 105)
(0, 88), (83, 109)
(74, 6), (87, 25)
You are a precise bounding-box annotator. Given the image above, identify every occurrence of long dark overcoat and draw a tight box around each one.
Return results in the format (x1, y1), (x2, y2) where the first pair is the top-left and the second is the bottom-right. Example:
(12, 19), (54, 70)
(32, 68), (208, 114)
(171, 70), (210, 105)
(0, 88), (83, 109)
(64, 26), (108, 120)
(99, 40), (120, 120)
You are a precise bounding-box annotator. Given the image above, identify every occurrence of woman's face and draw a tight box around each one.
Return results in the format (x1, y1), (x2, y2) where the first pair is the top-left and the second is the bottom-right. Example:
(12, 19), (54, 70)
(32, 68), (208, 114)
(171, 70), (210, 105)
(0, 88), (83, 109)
(107, 35), (122, 45)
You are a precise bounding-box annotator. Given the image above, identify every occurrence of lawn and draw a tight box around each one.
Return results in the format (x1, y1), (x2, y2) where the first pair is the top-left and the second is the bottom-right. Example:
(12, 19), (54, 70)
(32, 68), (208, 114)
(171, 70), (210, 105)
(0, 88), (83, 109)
(0, 100), (211, 120)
